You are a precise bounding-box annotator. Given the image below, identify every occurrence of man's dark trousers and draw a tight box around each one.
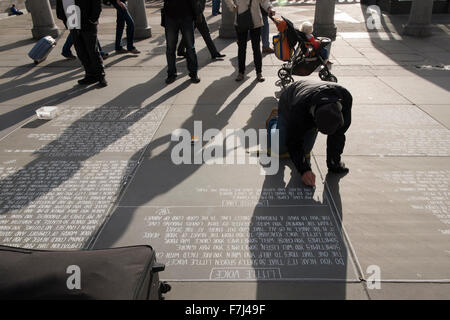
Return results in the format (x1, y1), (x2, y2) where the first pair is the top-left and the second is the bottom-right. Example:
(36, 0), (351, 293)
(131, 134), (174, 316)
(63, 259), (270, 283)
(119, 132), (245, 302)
(71, 28), (105, 79)
(165, 16), (198, 77)
(178, 14), (220, 58)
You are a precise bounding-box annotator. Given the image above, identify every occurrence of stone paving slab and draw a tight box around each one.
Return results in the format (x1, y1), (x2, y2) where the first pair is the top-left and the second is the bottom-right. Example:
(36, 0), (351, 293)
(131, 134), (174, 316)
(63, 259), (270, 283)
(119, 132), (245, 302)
(418, 105), (450, 129)
(367, 283), (450, 300)
(314, 104), (450, 157)
(314, 156), (450, 281)
(164, 282), (368, 300)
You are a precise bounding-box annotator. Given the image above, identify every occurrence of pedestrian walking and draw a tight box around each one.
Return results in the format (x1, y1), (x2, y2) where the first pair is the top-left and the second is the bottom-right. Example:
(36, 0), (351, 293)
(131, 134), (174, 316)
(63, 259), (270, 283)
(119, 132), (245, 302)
(111, 0), (140, 54)
(56, 0), (107, 87)
(163, 0), (202, 84)
(226, 0), (275, 82)
(177, 0), (226, 60)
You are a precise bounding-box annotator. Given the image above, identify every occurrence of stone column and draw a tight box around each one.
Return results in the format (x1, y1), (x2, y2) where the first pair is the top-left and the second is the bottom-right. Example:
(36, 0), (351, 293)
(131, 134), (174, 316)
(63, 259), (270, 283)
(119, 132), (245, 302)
(219, 0), (236, 39)
(313, 0), (337, 41)
(403, 0), (434, 37)
(25, 0), (59, 39)
(127, 0), (151, 39)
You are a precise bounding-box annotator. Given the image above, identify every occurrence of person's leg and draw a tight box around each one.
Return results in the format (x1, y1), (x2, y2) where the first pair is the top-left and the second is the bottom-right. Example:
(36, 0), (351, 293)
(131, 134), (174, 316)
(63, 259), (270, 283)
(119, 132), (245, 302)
(71, 30), (92, 79)
(165, 16), (179, 77)
(180, 17), (198, 78)
(250, 27), (263, 74)
(123, 8), (135, 51)
(115, 7), (126, 50)
(80, 29), (105, 81)
(261, 15), (270, 49)
(177, 36), (186, 56)
(62, 33), (75, 57)
(267, 111), (288, 156)
(212, 0), (220, 15)
(236, 28), (248, 75)
(197, 14), (220, 58)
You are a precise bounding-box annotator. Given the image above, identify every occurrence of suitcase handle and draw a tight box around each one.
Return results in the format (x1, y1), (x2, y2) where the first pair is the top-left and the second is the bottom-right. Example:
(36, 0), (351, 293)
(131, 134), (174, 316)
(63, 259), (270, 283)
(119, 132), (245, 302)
(152, 263), (165, 273)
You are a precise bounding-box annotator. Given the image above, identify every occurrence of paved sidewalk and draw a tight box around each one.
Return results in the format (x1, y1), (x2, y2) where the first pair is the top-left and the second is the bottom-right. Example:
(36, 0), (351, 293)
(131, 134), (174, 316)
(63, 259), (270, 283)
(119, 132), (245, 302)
(0, 3), (449, 299)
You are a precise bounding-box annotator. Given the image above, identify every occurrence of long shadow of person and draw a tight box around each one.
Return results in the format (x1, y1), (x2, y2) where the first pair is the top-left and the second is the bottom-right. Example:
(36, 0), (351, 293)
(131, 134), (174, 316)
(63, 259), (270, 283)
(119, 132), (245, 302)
(91, 70), (259, 248)
(249, 160), (350, 299)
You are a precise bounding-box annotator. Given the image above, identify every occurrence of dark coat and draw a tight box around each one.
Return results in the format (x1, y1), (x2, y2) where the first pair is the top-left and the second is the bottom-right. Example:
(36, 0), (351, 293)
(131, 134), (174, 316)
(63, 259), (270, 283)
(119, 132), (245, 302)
(278, 80), (353, 174)
(56, 0), (102, 31)
(163, 0), (201, 19)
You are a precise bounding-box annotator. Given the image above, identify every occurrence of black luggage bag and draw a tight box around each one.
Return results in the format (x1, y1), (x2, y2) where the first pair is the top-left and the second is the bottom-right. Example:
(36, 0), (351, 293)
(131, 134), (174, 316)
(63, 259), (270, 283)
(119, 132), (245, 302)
(0, 245), (171, 300)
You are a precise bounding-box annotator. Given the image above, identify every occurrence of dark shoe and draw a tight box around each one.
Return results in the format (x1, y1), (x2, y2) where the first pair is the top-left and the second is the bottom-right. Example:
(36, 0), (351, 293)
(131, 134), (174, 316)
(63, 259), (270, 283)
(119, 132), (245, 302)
(256, 73), (265, 82)
(62, 53), (76, 60)
(235, 72), (244, 81)
(165, 74), (177, 84)
(115, 47), (128, 54)
(211, 53), (226, 59)
(101, 52), (109, 60)
(190, 74), (200, 83)
(262, 47), (275, 54)
(128, 48), (141, 54)
(78, 76), (98, 85)
(328, 161), (349, 174)
(98, 77), (108, 88)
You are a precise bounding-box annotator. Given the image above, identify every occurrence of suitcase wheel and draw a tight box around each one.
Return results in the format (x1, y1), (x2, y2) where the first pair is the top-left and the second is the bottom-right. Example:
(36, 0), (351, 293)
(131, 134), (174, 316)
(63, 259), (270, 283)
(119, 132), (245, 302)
(160, 281), (171, 294)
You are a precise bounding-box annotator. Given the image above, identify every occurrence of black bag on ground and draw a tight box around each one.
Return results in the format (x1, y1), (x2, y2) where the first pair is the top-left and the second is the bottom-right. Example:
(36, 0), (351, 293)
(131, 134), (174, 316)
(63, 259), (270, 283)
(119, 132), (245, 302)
(0, 245), (170, 300)
(236, 0), (254, 32)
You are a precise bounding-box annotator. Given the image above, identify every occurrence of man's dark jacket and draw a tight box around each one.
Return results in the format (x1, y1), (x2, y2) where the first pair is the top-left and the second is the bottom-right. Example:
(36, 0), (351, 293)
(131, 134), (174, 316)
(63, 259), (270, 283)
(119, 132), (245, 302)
(56, 0), (102, 31)
(163, 0), (201, 19)
(278, 80), (352, 175)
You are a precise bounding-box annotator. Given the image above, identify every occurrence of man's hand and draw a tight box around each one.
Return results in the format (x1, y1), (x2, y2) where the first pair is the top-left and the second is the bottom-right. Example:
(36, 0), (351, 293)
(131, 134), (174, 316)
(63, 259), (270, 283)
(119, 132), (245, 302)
(302, 170), (316, 187)
(268, 8), (275, 17)
(117, 0), (127, 10)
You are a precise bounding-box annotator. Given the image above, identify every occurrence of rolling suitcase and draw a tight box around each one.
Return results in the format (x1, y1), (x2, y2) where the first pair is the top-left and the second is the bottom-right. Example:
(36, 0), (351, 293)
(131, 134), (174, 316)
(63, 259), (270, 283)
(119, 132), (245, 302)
(28, 36), (56, 65)
(0, 245), (171, 300)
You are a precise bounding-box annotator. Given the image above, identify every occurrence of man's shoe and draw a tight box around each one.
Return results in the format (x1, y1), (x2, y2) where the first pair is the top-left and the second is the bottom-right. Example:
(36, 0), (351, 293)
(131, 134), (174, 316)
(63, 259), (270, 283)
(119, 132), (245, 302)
(212, 53), (226, 59)
(115, 47), (128, 54)
(262, 47), (275, 54)
(256, 73), (265, 82)
(190, 74), (200, 83)
(101, 52), (109, 60)
(165, 75), (177, 84)
(98, 77), (108, 88)
(78, 76), (98, 85)
(128, 48), (141, 54)
(235, 73), (244, 82)
(328, 161), (349, 174)
(62, 53), (77, 60)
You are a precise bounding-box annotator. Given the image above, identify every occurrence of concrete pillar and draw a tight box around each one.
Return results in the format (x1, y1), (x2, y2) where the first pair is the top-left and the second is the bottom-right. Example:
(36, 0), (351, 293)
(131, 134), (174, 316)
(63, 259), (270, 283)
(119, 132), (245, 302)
(403, 0), (434, 37)
(25, 0), (59, 39)
(127, 0), (151, 39)
(219, 0), (236, 39)
(313, 0), (337, 41)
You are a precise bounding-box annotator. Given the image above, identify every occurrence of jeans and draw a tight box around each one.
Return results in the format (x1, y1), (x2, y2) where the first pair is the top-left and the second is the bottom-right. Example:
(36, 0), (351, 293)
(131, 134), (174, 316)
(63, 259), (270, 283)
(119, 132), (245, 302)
(236, 27), (262, 74)
(212, 0), (221, 15)
(62, 33), (105, 56)
(71, 29), (105, 79)
(267, 111), (318, 158)
(114, 2), (135, 51)
(165, 15), (198, 77)
(261, 15), (270, 49)
(178, 14), (219, 58)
